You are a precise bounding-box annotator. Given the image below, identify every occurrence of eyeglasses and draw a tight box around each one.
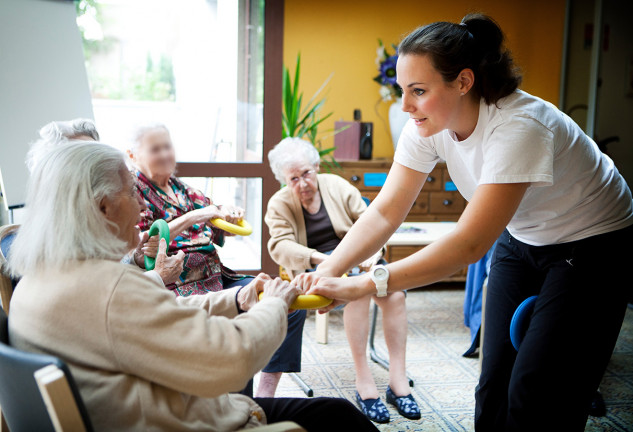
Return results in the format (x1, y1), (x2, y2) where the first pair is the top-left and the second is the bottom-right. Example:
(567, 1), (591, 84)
(288, 169), (316, 186)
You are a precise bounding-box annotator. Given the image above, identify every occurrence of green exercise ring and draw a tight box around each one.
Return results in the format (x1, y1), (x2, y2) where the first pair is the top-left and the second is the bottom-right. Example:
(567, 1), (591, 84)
(144, 219), (170, 271)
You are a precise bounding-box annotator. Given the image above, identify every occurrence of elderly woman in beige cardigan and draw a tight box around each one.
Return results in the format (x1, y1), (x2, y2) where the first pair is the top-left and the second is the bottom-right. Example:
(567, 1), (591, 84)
(265, 138), (419, 424)
(7, 141), (377, 431)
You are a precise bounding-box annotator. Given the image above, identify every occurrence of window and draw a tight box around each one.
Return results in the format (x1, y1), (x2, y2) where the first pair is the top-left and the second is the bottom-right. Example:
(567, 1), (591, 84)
(77, 0), (280, 272)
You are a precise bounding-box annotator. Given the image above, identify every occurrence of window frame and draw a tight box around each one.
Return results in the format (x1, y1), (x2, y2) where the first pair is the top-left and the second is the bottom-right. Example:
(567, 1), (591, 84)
(176, 0), (283, 275)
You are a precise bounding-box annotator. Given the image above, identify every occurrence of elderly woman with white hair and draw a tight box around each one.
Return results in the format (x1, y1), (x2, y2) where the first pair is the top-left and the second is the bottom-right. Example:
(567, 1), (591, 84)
(7, 141), (378, 431)
(265, 138), (420, 423)
(21, 118), (183, 286)
(128, 123), (307, 398)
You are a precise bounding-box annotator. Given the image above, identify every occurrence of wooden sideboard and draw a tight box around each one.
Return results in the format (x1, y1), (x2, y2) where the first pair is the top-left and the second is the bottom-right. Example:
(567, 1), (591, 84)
(335, 159), (468, 282)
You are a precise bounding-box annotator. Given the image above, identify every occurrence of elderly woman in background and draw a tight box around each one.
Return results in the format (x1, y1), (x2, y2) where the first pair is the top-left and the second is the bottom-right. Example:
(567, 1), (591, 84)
(7, 141), (377, 431)
(265, 138), (420, 423)
(129, 123), (306, 398)
(129, 123), (244, 295)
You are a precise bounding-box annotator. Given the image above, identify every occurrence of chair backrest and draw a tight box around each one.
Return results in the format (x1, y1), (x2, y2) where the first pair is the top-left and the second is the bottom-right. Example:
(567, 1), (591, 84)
(0, 308), (93, 432)
(0, 225), (19, 314)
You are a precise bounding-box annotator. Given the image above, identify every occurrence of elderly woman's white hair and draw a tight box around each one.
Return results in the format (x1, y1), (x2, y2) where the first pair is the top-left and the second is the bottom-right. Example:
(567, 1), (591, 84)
(268, 137), (320, 185)
(9, 142), (129, 277)
(129, 122), (169, 152)
(26, 118), (100, 172)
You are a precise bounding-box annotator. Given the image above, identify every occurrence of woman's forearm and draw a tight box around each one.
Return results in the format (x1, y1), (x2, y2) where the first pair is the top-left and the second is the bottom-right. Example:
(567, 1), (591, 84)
(318, 205), (401, 276)
(167, 211), (200, 238)
(318, 163), (427, 276)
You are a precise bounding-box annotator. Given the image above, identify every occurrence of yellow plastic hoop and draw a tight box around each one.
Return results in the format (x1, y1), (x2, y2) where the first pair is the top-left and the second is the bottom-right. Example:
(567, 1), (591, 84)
(257, 274), (345, 310)
(258, 292), (333, 310)
(209, 218), (253, 236)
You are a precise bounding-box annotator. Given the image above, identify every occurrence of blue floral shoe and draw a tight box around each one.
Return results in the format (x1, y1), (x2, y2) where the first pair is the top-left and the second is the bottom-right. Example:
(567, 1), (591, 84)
(386, 386), (421, 420)
(355, 391), (390, 423)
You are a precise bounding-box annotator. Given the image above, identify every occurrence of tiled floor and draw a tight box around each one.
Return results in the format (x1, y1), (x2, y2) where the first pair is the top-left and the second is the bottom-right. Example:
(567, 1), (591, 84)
(260, 287), (633, 431)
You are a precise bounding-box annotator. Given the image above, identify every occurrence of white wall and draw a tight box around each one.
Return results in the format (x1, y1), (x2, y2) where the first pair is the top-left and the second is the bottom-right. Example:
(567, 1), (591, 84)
(0, 0), (93, 208)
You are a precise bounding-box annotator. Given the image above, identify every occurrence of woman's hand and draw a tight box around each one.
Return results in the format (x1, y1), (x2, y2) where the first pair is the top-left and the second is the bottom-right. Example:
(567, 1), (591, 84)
(133, 231), (149, 267)
(309, 251), (329, 266)
(140, 234), (160, 258)
(190, 203), (245, 233)
(154, 238), (185, 285)
(191, 204), (225, 225)
(236, 273), (271, 312)
(262, 277), (301, 310)
(358, 250), (383, 272)
(307, 274), (374, 313)
(216, 204), (245, 225)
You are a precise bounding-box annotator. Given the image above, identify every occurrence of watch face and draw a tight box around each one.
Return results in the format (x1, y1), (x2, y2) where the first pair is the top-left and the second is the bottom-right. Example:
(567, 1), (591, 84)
(374, 267), (388, 280)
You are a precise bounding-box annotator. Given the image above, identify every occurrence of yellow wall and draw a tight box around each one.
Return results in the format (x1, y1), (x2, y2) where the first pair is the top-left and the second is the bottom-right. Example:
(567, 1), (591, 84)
(283, 0), (567, 158)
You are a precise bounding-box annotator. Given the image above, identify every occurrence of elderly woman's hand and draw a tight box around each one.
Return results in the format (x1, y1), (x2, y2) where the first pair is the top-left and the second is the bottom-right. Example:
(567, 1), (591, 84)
(189, 204), (245, 229)
(236, 273), (271, 311)
(154, 238), (185, 285)
(215, 204), (245, 225)
(262, 277), (301, 310)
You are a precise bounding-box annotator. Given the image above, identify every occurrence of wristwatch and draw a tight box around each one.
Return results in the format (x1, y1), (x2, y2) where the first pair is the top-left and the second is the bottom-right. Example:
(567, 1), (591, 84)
(370, 264), (389, 297)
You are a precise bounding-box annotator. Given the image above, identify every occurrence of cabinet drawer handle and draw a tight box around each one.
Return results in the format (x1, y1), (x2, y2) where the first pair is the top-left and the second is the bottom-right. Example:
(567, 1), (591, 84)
(426, 175), (435, 183)
(351, 175), (360, 182)
(443, 199), (452, 206)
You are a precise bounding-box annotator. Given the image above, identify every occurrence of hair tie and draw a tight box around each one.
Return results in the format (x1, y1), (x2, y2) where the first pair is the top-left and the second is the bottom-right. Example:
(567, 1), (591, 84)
(460, 22), (474, 40)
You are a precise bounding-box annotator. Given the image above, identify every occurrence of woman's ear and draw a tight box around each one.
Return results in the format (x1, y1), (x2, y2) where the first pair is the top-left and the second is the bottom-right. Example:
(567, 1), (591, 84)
(99, 195), (113, 218)
(315, 163), (320, 173)
(458, 68), (475, 95)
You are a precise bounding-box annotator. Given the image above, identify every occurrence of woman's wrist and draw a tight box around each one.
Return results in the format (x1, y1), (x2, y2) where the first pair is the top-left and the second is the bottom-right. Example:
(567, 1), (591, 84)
(359, 273), (376, 296)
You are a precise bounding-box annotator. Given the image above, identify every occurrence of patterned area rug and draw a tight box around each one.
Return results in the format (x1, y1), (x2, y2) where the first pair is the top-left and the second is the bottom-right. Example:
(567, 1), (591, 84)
(258, 286), (633, 431)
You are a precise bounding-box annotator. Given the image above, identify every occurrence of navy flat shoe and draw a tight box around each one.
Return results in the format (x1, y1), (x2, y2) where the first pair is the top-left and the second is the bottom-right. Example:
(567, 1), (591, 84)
(386, 386), (421, 420)
(355, 391), (390, 423)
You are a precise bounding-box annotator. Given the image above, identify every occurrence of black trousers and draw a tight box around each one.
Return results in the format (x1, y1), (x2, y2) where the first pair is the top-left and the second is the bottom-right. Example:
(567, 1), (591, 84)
(475, 226), (633, 431)
(254, 397), (379, 431)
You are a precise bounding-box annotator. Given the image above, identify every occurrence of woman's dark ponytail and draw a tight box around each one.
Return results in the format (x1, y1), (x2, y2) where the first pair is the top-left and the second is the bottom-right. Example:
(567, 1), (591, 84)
(399, 13), (522, 105)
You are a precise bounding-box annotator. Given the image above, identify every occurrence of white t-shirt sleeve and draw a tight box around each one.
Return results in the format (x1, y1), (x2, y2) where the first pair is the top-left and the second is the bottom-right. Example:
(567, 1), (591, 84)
(480, 116), (554, 187)
(394, 119), (440, 173)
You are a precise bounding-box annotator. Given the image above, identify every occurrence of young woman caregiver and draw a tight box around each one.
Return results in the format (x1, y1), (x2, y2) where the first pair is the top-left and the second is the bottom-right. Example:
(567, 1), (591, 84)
(295, 13), (633, 431)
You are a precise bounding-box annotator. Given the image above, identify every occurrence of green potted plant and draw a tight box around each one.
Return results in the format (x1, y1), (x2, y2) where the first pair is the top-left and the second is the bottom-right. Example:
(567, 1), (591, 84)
(282, 53), (345, 170)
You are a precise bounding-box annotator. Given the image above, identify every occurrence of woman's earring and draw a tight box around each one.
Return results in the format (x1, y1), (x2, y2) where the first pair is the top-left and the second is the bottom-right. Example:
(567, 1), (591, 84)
(460, 92), (465, 96)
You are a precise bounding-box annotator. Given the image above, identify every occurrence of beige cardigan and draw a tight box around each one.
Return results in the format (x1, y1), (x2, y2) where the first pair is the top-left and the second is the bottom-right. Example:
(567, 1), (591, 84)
(9, 259), (288, 431)
(265, 173), (367, 278)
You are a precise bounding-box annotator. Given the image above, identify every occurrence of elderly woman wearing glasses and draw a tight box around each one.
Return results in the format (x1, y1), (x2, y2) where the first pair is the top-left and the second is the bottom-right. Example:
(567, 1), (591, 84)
(7, 142), (378, 431)
(265, 138), (420, 423)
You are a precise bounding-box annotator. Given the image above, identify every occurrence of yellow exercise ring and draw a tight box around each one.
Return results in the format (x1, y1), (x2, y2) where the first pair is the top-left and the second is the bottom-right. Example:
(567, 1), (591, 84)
(258, 292), (333, 310)
(257, 274), (345, 310)
(210, 218), (253, 236)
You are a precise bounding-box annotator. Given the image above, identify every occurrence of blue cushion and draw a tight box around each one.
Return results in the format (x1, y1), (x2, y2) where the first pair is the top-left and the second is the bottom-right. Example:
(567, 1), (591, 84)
(510, 295), (538, 351)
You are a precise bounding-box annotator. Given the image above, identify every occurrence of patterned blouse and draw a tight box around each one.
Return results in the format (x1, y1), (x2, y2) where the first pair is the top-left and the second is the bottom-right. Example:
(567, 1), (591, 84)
(134, 170), (241, 296)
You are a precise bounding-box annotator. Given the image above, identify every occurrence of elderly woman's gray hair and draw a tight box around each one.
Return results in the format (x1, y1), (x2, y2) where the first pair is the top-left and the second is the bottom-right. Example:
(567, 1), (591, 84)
(268, 137), (320, 185)
(129, 122), (169, 152)
(26, 118), (100, 172)
(9, 142), (129, 277)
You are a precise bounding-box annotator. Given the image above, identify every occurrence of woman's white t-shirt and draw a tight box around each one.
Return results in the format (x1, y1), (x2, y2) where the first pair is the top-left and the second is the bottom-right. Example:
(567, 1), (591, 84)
(394, 90), (633, 246)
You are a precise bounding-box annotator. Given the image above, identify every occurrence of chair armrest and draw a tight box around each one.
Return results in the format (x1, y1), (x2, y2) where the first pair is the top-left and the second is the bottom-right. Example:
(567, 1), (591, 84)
(34, 365), (87, 432)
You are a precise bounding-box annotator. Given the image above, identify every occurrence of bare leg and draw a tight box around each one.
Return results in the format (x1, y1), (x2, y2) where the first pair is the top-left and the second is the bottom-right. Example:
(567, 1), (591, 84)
(344, 295), (378, 399)
(374, 291), (410, 396)
(256, 372), (282, 397)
